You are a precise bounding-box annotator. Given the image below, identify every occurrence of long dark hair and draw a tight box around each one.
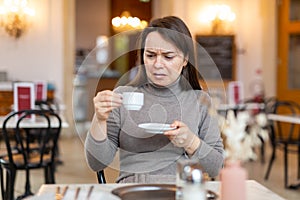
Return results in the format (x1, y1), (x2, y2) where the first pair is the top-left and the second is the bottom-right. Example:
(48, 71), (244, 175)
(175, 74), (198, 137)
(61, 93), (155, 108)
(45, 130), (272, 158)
(129, 16), (201, 90)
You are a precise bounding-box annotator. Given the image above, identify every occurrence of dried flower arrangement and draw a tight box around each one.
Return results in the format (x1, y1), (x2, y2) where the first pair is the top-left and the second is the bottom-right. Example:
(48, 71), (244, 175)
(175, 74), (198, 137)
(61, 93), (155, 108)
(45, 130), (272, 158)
(219, 109), (269, 162)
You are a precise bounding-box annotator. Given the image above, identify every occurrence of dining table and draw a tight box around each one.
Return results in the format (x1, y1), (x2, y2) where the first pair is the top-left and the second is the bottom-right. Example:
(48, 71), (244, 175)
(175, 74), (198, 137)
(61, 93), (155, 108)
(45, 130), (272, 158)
(267, 113), (300, 124)
(28, 180), (285, 200)
(217, 102), (265, 112)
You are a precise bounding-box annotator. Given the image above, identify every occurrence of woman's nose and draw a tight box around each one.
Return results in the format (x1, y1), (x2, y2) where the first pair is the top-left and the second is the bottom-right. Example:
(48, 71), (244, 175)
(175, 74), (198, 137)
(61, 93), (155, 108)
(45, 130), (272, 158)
(154, 55), (163, 68)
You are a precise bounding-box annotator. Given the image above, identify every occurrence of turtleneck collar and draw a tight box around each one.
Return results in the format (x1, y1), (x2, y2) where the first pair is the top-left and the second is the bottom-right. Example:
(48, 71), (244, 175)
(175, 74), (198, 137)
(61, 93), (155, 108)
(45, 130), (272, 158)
(142, 76), (184, 97)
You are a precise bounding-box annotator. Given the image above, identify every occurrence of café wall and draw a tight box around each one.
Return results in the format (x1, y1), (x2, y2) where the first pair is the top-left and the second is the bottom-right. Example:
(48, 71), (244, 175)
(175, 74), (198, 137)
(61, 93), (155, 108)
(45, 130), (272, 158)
(0, 0), (277, 107)
(0, 0), (65, 101)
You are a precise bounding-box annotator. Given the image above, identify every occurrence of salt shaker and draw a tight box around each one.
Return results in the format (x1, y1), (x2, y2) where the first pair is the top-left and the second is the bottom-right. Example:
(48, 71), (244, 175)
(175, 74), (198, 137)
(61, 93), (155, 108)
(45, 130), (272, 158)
(181, 162), (206, 200)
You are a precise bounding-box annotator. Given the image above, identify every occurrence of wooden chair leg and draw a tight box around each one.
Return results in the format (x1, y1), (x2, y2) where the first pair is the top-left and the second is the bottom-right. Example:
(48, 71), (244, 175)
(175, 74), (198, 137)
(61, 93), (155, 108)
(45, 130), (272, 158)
(264, 145), (276, 180)
(284, 145), (288, 188)
(0, 166), (5, 200)
(49, 164), (56, 184)
(44, 165), (55, 184)
(16, 169), (33, 200)
(97, 170), (106, 184)
(5, 169), (16, 200)
(24, 169), (33, 197)
(260, 140), (265, 164)
(44, 166), (49, 184)
(298, 146), (300, 179)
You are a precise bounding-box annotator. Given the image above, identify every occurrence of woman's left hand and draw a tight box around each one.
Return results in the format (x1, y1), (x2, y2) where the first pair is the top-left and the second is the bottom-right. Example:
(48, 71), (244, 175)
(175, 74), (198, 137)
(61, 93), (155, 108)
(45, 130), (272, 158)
(164, 121), (200, 154)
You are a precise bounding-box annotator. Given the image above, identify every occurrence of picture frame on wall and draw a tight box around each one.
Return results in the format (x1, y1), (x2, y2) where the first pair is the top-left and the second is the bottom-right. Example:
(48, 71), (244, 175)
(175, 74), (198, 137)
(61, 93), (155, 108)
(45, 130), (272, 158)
(195, 35), (235, 81)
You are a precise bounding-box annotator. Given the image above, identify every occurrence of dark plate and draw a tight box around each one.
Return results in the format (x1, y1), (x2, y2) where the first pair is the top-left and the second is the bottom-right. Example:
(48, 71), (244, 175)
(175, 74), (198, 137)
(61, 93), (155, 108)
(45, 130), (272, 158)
(111, 184), (218, 200)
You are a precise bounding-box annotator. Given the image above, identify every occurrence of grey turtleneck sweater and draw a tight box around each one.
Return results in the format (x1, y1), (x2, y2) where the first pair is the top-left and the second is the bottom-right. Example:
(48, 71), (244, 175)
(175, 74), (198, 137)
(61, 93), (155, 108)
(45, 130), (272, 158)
(85, 77), (224, 183)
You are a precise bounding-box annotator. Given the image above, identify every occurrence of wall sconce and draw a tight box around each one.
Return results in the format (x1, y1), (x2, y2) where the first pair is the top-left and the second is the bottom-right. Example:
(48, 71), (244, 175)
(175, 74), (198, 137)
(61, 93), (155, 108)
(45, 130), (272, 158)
(0, 0), (35, 39)
(199, 4), (236, 34)
(111, 11), (148, 33)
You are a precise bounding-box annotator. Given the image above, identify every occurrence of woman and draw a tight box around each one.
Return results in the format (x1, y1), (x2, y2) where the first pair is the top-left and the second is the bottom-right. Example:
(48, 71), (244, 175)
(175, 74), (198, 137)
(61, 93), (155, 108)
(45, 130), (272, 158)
(85, 16), (224, 183)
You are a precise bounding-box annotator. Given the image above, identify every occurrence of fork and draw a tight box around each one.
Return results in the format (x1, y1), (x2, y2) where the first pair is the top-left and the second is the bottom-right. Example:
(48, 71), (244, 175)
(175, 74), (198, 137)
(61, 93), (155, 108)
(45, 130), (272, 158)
(55, 186), (69, 200)
(55, 186), (61, 200)
(74, 187), (81, 200)
(61, 186), (69, 198)
(86, 185), (94, 200)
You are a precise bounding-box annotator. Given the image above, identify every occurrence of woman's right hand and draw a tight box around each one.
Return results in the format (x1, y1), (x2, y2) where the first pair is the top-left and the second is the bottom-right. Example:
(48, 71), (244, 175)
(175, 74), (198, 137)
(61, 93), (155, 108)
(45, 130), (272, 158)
(93, 90), (123, 122)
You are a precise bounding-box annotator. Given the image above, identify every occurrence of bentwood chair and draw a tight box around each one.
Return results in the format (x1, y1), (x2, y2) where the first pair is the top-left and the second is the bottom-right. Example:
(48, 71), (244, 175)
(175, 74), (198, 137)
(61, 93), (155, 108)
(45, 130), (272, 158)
(0, 109), (62, 200)
(96, 170), (106, 184)
(34, 99), (63, 165)
(256, 96), (277, 163)
(264, 100), (300, 189)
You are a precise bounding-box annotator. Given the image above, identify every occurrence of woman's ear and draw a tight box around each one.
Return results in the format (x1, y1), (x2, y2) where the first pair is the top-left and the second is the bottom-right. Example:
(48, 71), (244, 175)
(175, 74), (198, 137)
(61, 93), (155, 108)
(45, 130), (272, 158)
(183, 56), (188, 67)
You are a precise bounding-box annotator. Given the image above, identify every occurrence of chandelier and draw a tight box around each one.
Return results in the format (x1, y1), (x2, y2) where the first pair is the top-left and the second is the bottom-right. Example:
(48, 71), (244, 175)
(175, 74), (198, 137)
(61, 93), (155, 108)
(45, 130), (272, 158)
(111, 11), (148, 32)
(0, 0), (35, 39)
(199, 4), (236, 34)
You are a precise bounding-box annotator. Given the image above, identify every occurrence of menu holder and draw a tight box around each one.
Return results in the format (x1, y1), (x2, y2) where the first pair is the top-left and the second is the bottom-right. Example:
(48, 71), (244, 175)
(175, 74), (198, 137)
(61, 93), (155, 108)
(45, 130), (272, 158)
(227, 81), (244, 105)
(13, 82), (35, 120)
(35, 81), (48, 102)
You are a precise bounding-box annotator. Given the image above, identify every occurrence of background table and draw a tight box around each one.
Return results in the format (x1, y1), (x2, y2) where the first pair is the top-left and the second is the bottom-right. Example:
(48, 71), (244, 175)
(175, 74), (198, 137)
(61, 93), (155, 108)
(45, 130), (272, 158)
(268, 114), (300, 124)
(0, 114), (69, 129)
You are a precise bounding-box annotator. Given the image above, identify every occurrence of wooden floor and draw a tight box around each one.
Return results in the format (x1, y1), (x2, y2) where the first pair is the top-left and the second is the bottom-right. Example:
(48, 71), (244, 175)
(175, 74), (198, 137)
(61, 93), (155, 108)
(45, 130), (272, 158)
(3, 131), (300, 200)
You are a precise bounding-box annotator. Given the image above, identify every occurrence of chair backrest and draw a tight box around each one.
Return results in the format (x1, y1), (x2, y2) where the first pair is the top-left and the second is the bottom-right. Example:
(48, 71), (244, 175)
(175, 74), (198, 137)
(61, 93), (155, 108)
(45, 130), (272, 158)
(96, 170), (106, 184)
(271, 100), (300, 141)
(1, 109), (62, 167)
(264, 97), (277, 114)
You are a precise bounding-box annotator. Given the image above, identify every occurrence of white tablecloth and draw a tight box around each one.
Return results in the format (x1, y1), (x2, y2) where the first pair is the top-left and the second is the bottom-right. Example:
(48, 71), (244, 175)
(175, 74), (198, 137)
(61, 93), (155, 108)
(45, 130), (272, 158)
(30, 180), (285, 200)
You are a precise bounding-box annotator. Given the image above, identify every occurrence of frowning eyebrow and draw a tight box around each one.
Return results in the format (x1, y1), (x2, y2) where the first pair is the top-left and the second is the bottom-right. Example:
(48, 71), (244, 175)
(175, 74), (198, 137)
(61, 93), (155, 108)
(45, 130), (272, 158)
(144, 49), (176, 55)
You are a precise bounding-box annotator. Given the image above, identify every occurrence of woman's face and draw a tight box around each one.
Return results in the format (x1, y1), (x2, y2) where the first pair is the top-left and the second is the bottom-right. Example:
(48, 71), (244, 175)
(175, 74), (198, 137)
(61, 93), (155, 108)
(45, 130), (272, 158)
(143, 31), (187, 86)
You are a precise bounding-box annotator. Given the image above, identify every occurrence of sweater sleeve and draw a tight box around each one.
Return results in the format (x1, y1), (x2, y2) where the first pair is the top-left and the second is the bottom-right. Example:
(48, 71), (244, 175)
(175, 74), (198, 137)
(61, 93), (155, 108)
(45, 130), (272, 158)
(84, 107), (121, 172)
(190, 94), (225, 178)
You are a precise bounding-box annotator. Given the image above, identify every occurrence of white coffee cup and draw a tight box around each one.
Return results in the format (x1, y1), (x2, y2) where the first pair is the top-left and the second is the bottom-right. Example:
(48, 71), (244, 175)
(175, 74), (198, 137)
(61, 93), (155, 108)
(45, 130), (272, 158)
(122, 92), (144, 110)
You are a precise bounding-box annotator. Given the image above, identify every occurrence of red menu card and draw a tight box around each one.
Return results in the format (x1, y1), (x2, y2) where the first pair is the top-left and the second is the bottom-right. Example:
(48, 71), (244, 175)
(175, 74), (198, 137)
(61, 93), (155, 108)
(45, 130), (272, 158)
(228, 81), (244, 105)
(35, 81), (47, 101)
(13, 82), (35, 120)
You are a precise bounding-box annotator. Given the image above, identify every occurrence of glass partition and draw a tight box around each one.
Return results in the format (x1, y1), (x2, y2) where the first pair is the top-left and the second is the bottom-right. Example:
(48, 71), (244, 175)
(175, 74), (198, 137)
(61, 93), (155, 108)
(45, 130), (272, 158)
(289, 0), (300, 21)
(288, 34), (300, 89)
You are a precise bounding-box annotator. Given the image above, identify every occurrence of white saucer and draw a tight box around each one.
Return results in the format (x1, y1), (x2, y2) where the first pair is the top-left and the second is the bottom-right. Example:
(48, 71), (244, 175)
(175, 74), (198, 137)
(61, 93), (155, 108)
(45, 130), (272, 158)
(138, 123), (176, 134)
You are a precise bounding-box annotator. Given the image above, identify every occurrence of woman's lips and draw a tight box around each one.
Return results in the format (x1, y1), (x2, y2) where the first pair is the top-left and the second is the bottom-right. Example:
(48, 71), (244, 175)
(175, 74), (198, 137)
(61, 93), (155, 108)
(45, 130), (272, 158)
(153, 73), (166, 78)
